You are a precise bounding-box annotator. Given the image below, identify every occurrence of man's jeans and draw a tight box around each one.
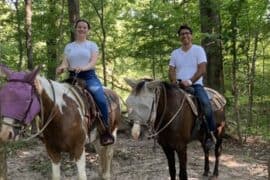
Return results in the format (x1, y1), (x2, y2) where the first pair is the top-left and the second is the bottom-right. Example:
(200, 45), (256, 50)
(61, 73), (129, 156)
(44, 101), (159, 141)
(192, 84), (216, 132)
(70, 70), (109, 127)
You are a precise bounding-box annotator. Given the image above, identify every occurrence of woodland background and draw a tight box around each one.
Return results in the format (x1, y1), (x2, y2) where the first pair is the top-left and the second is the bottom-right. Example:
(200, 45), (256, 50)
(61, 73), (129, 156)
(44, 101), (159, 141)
(0, 0), (269, 143)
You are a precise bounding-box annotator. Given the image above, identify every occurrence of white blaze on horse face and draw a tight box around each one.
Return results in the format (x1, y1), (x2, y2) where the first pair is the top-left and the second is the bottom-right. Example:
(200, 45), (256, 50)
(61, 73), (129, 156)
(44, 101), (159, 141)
(0, 117), (15, 141)
(131, 123), (141, 140)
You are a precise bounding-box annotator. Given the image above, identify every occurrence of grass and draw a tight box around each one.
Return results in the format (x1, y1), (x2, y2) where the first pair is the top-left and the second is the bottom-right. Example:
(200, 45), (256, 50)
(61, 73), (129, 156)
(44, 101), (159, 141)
(5, 138), (39, 156)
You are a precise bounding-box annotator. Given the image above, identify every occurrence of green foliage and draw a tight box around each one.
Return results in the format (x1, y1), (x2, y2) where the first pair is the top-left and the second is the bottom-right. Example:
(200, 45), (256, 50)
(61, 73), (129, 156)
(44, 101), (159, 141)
(6, 139), (39, 156)
(0, 0), (269, 140)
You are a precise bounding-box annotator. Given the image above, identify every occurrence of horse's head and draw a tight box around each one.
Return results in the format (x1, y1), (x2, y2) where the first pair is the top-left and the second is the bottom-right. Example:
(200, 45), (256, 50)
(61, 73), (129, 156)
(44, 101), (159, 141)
(125, 78), (161, 140)
(0, 66), (41, 142)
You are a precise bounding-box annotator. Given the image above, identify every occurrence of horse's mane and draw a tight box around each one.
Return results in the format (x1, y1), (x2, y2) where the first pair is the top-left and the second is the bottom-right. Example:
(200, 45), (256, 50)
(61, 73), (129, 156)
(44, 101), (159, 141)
(135, 79), (176, 95)
(62, 77), (87, 89)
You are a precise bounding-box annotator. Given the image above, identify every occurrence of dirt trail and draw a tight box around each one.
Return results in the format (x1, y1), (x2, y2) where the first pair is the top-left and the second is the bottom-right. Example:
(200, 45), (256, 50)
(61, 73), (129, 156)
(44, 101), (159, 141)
(7, 133), (269, 180)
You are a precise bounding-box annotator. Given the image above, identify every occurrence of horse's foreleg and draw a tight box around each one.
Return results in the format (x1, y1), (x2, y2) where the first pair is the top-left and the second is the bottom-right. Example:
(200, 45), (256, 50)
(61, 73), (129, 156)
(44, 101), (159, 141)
(99, 145), (114, 180)
(202, 145), (210, 176)
(213, 138), (222, 177)
(47, 149), (61, 180)
(177, 147), (188, 180)
(76, 148), (87, 180)
(94, 130), (116, 180)
(161, 145), (176, 180)
(51, 161), (61, 180)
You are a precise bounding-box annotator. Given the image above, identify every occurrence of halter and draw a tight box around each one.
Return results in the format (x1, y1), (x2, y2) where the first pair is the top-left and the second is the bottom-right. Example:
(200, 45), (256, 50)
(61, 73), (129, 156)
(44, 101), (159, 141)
(0, 119), (22, 128)
(24, 79), (58, 141)
(0, 78), (60, 141)
(0, 78), (39, 136)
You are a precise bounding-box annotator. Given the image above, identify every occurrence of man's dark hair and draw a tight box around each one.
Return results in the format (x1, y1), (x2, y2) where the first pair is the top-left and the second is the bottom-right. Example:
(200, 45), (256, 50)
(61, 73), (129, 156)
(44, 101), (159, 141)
(75, 19), (91, 30)
(177, 24), (193, 36)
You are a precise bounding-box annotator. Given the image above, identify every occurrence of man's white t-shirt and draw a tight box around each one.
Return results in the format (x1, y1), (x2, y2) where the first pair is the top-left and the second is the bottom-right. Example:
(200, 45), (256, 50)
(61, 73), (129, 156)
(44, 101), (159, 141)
(64, 40), (98, 69)
(169, 44), (207, 85)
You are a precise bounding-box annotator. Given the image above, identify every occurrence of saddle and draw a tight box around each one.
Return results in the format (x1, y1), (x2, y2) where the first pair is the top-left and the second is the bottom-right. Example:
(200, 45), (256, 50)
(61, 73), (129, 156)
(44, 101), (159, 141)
(179, 86), (226, 116)
(64, 78), (118, 131)
(177, 86), (226, 139)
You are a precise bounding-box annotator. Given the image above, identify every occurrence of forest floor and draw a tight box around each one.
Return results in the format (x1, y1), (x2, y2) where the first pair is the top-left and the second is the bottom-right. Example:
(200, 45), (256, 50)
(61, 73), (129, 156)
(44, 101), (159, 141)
(6, 130), (269, 180)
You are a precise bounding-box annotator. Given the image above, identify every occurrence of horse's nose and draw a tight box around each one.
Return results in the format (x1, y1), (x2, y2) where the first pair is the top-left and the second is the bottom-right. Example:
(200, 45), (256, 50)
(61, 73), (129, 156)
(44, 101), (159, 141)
(131, 123), (141, 140)
(8, 131), (14, 140)
(0, 129), (14, 141)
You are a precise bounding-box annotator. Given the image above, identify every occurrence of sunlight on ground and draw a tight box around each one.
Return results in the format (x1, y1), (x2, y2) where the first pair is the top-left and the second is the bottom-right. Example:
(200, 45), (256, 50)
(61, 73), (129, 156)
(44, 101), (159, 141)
(18, 150), (31, 158)
(196, 152), (268, 178)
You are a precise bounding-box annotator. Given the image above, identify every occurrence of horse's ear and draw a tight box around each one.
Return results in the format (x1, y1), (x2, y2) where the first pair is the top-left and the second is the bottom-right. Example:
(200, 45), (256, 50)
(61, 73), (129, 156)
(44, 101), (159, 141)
(124, 78), (138, 89)
(145, 80), (161, 90)
(26, 66), (41, 83)
(0, 64), (12, 78)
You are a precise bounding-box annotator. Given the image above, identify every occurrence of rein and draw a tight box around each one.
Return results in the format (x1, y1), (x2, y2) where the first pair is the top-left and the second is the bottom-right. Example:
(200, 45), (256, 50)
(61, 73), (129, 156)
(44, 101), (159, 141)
(22, 79), (58, 141)
(0, 120), (22, 128)
(146, 84), (186, 138)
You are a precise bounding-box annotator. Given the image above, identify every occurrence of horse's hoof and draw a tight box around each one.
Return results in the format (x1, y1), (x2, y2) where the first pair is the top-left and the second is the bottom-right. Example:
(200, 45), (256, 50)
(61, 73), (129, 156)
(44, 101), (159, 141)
(203, 172), (208, 176)
(209, 175), (218, 180)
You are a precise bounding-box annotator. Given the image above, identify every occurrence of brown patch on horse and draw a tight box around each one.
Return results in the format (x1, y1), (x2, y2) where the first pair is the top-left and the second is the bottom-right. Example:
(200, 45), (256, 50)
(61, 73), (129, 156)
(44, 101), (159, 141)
(40, 90), (86, 162)
(104, 89), (121, 132)
(126, 79), (226, 179)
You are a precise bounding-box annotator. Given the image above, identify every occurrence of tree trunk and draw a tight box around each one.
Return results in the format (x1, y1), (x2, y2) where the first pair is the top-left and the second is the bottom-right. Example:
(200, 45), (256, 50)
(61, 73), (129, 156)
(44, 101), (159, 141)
(25, 0), (33, 70)
(46, 0), (58, 80)
(14, 0), (23, 71)
(230, 0), (245, 142)
(0, 142), (7, 180)
(247, 32), (258, 129)
(100, 1), (107, 86)
(199, 0), (224, 93)
(67, 0), (80, 42)
(90, 0), (107, 86)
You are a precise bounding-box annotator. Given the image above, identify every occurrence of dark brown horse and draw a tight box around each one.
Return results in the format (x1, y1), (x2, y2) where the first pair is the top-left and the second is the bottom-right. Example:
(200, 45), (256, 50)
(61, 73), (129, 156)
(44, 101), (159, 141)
(125, 78), (225, 180)
(0, 65), (121, 180)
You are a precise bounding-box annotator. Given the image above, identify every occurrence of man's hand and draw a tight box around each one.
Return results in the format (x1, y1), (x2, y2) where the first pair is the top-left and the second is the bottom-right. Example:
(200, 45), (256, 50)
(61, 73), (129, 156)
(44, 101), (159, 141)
(180, 79), (192, 87)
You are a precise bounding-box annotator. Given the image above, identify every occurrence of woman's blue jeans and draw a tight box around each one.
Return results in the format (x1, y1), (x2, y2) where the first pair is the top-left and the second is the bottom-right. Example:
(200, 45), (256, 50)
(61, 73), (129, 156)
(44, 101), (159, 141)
(70, 70), (109, 127)
(192, 84), (216, 132)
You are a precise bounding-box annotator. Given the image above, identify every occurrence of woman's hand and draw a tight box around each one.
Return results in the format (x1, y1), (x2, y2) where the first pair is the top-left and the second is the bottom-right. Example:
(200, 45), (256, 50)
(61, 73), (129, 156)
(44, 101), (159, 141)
(69, 67), (84, 73)
(56, 67), (65, 75)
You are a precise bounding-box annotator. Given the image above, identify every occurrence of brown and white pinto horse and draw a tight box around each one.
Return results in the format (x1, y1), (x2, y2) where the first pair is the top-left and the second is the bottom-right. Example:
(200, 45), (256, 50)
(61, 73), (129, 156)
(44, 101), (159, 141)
(125, 78), (225, 180)
(0, 66), (121, 180)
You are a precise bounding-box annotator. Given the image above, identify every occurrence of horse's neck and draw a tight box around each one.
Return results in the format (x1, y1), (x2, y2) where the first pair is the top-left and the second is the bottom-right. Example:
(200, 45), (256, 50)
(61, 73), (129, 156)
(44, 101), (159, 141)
(37, 76), (74, 114)
(156, 86), (187, 122)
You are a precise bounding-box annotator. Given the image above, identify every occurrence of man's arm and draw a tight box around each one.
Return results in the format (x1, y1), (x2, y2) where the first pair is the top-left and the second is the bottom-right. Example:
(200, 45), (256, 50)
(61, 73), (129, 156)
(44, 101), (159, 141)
(168, 65), (177, 84)
(181, 62), (206, 87)
(190, 62), (206, 83)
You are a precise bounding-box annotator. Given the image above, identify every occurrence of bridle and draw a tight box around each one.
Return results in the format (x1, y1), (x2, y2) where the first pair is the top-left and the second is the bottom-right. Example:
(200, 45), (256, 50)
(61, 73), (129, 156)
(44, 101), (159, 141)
(0, 78), (58, 141)
(0, 118), (22, 128)
(144, 83), (186, 138)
